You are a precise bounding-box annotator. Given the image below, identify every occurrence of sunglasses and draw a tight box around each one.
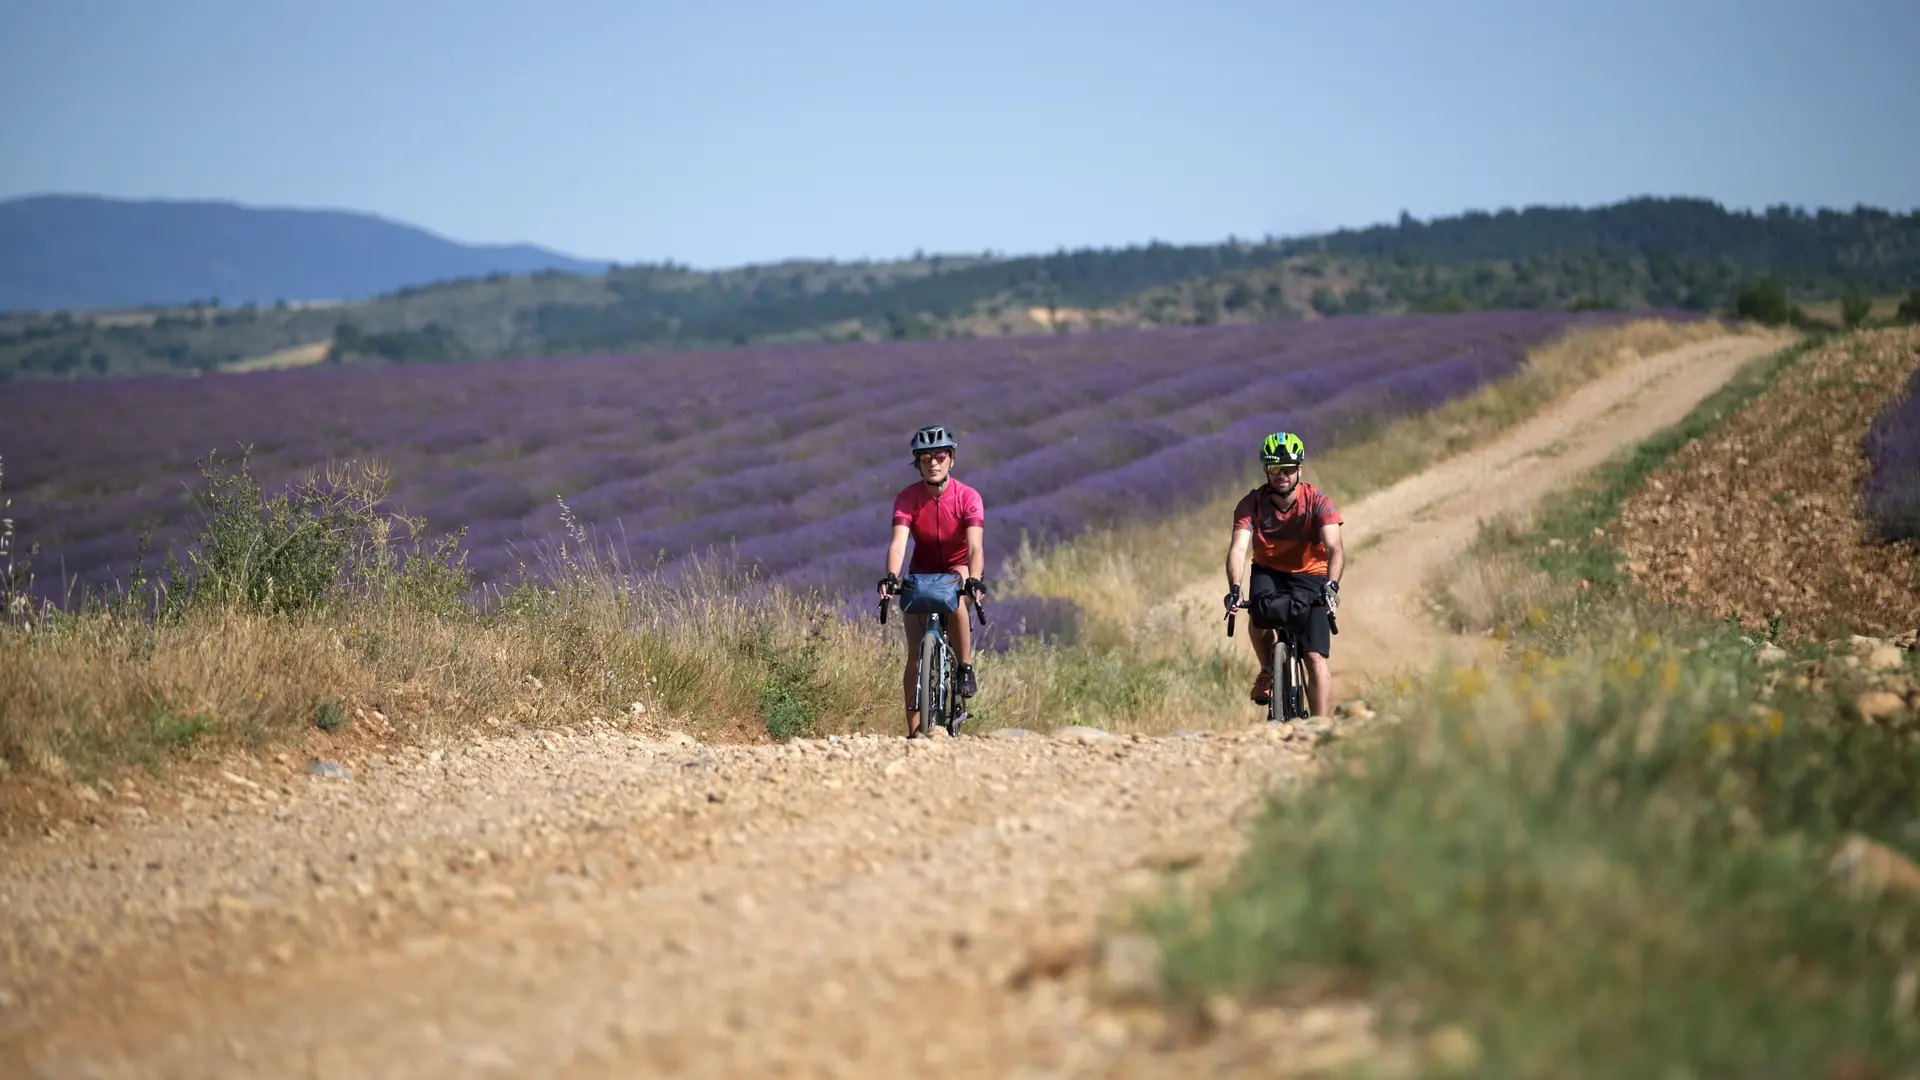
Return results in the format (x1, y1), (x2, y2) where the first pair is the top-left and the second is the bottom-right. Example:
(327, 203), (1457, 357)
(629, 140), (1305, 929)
(1265, 464), (1301, 476)
(915, 450), (952, 465)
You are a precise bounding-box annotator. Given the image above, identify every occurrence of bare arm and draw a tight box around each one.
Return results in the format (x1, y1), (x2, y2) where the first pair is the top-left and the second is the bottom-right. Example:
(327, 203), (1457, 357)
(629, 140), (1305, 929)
(1226, 527), (1252, 593)
(965, 525), (984, 583)
(883, 524), (910, 589)
(1322, 522), (1344, 590)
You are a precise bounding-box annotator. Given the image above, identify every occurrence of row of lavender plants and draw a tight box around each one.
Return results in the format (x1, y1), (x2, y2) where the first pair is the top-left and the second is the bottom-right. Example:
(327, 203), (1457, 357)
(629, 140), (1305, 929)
(1864, 364), (1920, 543)
(0, 311), (1667, 623)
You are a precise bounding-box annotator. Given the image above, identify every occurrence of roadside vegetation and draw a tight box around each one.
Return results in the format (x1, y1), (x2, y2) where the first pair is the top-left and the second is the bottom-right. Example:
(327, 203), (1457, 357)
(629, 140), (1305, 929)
(1139, 327), (1920, 1078)
(0, 318), (1738, 802)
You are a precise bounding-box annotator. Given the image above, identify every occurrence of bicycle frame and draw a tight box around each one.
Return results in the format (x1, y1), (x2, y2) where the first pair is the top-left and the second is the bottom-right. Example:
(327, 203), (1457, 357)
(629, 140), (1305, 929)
(1226, 595), (1332, 723)
(880, 582), (990, 736)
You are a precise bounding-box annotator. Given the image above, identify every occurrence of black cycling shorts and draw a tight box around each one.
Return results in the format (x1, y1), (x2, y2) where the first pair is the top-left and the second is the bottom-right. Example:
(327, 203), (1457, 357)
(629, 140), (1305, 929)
(1247, 564), (1331, 658)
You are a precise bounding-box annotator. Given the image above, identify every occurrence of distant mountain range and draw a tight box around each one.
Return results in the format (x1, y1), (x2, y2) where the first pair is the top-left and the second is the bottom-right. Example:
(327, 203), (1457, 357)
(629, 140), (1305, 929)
(0, 195), (612, 311)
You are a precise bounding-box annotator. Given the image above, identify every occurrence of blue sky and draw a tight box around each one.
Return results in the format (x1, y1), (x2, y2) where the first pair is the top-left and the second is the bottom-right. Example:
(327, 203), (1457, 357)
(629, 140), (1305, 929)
(3, 0), (1916, 268)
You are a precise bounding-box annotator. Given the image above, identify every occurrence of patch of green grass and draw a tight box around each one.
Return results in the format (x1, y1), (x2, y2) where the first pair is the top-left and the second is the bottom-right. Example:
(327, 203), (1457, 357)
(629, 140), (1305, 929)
(131, 696), (213, 772)
(1145, 633), (1920, 1078)
(313, 698), (350, 732)
(967, 640), (1245, 734)
(1139, 330), (1920, 1076)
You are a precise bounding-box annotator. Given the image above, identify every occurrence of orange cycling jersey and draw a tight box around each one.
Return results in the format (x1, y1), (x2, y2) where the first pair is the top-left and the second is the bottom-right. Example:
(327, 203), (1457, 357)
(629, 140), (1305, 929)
(1232, 480), (1343, 575)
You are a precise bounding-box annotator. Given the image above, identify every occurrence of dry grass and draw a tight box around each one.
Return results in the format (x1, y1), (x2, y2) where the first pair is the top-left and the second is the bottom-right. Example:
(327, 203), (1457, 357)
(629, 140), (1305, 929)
(1421, 520), (1568, 638)
(1799, 295), (1909, 325)
(0, 524), (897, 774)
(222, 340), (331, 373)
(0, 549), (1250, 793)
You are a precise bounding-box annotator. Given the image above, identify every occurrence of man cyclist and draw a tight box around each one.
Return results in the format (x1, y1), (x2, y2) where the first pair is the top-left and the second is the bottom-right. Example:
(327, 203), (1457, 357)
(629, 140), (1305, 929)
(878, 425), (986, 738)
(1223, 431), (1345, 718)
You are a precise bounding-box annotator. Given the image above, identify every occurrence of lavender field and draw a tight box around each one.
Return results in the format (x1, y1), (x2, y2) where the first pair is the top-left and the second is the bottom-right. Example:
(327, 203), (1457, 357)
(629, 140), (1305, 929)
(1864, 363), (1920, 542)
(2, 311), (1659, 609)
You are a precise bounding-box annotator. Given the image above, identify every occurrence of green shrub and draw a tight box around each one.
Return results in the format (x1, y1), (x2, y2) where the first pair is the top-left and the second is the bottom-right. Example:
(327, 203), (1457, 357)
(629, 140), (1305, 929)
(1734, 276), (1793, 326)
(1842, 294), (1873, 329)
(754, 605), (838, 741)
(156, 448), (472, 620)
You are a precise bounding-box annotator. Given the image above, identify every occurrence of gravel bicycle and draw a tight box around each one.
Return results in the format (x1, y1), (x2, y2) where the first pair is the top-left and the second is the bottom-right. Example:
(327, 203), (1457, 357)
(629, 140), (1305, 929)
(1226, 586), (1336, 723)
(880, 573), (989, 737)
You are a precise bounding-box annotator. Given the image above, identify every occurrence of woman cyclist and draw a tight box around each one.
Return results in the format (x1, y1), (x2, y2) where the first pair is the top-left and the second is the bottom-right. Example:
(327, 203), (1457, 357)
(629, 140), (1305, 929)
(878, 425), (987, 737)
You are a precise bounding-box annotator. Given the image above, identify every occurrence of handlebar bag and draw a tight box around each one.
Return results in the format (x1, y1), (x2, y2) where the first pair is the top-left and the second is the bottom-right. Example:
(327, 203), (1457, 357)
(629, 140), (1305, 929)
(1250, 591), (1307, 630)
(898, 572), (962, 615)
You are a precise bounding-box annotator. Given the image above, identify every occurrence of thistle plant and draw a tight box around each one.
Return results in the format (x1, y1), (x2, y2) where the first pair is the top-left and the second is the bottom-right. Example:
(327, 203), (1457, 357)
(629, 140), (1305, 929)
(0, 455), (40, 629)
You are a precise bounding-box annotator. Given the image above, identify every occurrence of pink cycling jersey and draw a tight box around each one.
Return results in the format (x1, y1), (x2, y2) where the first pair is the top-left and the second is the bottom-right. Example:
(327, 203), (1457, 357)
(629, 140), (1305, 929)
(892, 478), (984, 573)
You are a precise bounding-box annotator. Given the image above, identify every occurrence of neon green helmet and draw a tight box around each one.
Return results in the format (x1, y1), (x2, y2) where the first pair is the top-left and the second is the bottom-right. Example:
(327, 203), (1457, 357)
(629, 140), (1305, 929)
(1259, 431), (1306, 465)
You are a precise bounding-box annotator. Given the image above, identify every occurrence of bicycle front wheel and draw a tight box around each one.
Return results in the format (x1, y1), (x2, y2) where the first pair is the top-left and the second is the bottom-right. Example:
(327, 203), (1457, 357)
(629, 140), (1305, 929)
(918, 629), (945, 733)
(1275, 634), (1296, 721)
(1286, 632), (1310, 719)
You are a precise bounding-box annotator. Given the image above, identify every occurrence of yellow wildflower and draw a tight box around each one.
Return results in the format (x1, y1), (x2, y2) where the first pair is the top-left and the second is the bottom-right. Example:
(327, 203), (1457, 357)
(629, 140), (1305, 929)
(1453, 667), (1490, 699)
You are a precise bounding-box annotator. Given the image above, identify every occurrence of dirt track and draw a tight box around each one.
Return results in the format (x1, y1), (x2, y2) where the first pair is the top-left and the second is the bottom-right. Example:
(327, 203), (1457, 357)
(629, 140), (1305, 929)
(1173, 329), (1797, 691)
(0, 331), (1789, 1079)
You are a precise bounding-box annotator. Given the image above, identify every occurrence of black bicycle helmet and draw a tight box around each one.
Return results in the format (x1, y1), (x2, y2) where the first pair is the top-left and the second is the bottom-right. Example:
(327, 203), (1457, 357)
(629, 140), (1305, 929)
(909, 425), (958, 456)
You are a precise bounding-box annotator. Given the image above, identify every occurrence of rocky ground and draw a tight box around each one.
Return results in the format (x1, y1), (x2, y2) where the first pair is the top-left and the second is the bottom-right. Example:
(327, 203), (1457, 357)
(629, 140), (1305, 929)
(1, 720), (1380, 1079)
(1615, 325), (1920, 642)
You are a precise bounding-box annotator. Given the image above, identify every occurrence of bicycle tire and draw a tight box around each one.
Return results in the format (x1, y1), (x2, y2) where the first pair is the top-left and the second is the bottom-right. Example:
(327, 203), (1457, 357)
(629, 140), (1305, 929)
(1298, 651), (1311, 719)
(1288, 630), (1311, 720)
(918, 624), (945, 735)
(942, 642), (964, 735)
(939, 634), (955, 732)
(1276, 634), (1291, 723)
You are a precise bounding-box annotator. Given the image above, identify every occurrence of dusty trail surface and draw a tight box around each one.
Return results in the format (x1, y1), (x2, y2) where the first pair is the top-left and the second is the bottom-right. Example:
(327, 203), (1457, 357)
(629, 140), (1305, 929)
(3, 725), (1330, 1079)
(1175, 330), (1794, 690)
(1, 331), (1786, 1079)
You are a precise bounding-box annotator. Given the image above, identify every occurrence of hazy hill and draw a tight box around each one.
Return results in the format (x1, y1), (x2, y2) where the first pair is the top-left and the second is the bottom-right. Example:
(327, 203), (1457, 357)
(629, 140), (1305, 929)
(0, 195), (612, 312)
(3, 196), (1915, 381)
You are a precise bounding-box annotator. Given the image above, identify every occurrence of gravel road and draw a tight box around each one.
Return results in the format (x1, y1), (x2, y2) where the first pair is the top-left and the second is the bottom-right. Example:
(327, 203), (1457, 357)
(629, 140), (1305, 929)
(2, 722), (1337, 1079)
